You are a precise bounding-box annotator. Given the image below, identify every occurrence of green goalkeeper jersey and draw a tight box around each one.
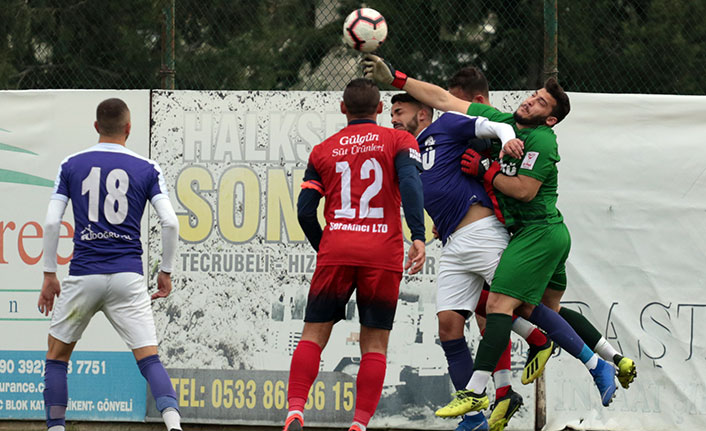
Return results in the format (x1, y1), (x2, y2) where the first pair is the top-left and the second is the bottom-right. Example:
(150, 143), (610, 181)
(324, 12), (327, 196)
(466, 103), (563, 229)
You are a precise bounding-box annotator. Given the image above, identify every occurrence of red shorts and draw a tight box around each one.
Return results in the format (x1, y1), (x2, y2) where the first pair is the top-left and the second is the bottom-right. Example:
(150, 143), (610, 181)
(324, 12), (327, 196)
(305, 265), (403, 330)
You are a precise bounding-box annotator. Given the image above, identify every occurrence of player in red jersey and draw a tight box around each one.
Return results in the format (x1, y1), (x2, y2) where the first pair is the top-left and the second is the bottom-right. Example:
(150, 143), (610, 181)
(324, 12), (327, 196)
(283, 78), (426, 431)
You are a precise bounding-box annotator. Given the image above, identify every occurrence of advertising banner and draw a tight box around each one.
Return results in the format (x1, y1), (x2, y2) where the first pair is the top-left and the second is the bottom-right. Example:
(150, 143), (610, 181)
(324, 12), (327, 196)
(0, 90), (151, 421)
(147, 89), (706, 431)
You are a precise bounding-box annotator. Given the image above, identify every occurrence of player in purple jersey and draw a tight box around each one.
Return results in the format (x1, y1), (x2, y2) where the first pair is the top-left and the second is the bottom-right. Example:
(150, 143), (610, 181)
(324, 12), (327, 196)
(37, 98), (182, 431)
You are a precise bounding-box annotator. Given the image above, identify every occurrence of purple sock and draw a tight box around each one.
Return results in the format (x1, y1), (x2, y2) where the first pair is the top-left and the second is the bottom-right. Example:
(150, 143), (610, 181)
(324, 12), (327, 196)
(441, 337), (473, 390)
(44, 359), (68, 428)
(528, 304), (586, 358)
(137, 354), (178, 412)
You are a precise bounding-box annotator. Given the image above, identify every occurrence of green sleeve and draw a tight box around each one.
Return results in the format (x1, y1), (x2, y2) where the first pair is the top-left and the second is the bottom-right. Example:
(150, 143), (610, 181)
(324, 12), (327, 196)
(465, 104), (514, 124)
(516, 129), (559, 182)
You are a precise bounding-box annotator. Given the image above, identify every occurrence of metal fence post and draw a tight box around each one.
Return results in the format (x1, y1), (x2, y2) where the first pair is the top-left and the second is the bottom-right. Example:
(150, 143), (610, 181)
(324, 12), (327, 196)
(543, 0), (558, 83)
(160, 0), (176, 89)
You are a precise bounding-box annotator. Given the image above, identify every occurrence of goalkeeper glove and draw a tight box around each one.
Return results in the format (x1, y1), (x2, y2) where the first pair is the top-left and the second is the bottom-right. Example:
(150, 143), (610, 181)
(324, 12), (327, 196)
(361, 54), (408, 89)
(460, 148), (502, 185)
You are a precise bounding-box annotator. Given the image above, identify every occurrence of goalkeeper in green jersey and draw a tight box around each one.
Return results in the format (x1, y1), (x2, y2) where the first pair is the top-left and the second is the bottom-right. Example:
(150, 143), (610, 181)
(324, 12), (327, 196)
(363, 55), (636, 417)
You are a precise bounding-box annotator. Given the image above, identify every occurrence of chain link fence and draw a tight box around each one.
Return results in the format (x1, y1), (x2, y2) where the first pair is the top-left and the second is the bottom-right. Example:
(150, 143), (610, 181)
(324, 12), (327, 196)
(1, 0), (704, 94)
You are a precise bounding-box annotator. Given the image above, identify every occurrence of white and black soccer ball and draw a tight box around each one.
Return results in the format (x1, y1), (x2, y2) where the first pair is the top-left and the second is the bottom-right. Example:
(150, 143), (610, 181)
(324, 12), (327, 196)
(342, 8), (388, 53)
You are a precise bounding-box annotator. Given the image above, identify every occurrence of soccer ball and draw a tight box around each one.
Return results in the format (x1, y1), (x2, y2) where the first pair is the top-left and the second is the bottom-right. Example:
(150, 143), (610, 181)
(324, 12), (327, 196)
(342, 8), (388, 53)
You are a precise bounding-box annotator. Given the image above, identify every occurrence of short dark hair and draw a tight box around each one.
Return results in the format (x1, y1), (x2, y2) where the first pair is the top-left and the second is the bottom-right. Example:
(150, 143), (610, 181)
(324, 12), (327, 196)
(343, 78), (380, 116)
(96, 98), (130, 136)
(544, 77), (570, 124)
(447, 67), (489, 99)
(390, 93), (433, 117)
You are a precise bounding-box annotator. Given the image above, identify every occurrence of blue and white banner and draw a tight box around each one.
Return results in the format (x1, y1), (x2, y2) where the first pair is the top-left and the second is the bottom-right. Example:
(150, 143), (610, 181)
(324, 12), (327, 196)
(0, 351), (145, 421)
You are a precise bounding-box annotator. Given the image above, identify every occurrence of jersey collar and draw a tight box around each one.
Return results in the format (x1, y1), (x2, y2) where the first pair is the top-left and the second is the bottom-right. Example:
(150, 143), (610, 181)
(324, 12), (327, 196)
(347, 119), (377, 126)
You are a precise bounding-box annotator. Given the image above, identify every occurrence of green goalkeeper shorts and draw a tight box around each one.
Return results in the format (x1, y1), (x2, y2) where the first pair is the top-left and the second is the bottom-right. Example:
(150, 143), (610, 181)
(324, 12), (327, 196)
(490, 222), (571, 305)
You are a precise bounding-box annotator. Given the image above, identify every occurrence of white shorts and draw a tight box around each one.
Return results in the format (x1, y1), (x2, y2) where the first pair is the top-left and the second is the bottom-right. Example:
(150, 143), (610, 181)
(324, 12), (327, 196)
(49, 272), (158, 350)
(436, 216), (510, 315)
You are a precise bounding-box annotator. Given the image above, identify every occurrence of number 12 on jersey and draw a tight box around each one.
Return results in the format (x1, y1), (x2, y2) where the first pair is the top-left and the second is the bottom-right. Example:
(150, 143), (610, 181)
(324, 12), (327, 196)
(334, 158), (383, 220)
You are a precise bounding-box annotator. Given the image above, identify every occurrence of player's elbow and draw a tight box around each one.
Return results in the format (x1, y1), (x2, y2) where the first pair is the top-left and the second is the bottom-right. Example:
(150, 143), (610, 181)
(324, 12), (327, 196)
(515, 189), (538, 202)
(43, 218), (62, 234)
(161, 213), (179, 231)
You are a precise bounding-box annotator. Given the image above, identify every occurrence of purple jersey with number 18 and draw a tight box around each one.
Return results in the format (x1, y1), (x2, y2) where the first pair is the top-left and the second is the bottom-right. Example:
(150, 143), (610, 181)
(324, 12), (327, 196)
(51, 142), (169, 276)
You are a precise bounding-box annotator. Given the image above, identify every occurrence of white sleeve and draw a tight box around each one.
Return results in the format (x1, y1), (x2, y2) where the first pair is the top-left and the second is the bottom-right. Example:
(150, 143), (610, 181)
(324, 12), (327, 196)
(43, 199), (68, 273)
(474, 117), (516, 149)
(152, 198), (179, 273)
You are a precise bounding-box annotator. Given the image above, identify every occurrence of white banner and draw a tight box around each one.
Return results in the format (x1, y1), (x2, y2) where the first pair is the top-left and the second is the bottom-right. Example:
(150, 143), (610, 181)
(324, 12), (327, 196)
(3, 89), (705, 430)
(149, 89), (706, 430)
(0, 90), (151, 421)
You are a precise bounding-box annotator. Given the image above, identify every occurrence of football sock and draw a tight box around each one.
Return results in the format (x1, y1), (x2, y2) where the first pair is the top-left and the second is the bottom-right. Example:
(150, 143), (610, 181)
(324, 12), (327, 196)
(594, 337), (622, 363)
(467, 313), (513, 393)
(287, 340), (322, 413)
(510, 316), (533, 339)
(528, 304), (585, 357)
(137, 355), (178, 412)
(475, 289), (489, 317)
(287, 410), (304, 419)
(493, 339), (512, 400)
(161, 407), (181, 430)
(474, 314), (513, 372)
(353, 352), (386, 427)
(559, 307), (603, 348)
(580, 348), (599, 370)
(441, 337), (473, 391)
(526, 328), (548, 346)
(44, 359), (68, 430)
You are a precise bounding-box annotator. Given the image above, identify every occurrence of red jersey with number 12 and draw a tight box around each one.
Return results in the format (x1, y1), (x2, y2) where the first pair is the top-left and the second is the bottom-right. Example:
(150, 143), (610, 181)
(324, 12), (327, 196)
(302, 121), (421, 272)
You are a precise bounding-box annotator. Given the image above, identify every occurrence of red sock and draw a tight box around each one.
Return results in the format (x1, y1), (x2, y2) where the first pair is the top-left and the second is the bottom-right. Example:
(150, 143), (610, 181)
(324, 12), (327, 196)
(493, 339), (512, 399)
(475, 289), (489, 318)
(526, 328), (548, 347)
(353, 352), (386, 426)
(287, 340), (322, 412)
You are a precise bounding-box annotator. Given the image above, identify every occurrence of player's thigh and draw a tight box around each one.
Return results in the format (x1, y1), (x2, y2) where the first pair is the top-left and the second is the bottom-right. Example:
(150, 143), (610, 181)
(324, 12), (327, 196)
(543, 230), (571, 310)
(103, 273), (158, 350)
(491, 223), (570, 305)
(49, 274), (106, 344)
(436, 266), (485, 316)
(305, 265), (356, 324)
(441, 216), (509, 283)
(355, 267), (403, 330)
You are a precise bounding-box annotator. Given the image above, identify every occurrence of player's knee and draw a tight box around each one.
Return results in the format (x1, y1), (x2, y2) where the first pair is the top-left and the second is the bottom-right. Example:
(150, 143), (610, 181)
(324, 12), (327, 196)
(437, 311), (466, 341)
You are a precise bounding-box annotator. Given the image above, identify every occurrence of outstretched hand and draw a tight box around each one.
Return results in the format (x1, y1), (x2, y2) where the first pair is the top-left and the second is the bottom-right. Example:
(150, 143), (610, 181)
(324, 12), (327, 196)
(361, 54), (408, 89)
(151, 271), (173, 300)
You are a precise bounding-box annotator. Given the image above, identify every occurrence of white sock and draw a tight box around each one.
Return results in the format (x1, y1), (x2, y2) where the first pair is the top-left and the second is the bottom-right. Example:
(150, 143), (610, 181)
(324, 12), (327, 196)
(465, 411), (483, 417)
(584, 353), (599, 370)
(493, 369), (512, 390)
(351, 421), (367, 431)
(48, 426), (65, 431)
(594, 337), (621, 362)
(466, 370), (491, 393)
(162, 407), (181, 430)
(511, 317), (535, 340)
(288, 410), (304, 420)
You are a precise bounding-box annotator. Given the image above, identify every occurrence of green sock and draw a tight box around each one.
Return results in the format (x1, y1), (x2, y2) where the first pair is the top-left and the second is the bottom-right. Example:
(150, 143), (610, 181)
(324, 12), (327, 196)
(559, 307), (602, 349)
(474, 313), (513, 372)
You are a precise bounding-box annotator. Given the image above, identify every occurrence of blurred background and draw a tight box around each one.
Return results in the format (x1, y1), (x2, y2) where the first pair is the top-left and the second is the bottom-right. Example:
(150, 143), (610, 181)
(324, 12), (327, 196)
(1, 0), (704, 93)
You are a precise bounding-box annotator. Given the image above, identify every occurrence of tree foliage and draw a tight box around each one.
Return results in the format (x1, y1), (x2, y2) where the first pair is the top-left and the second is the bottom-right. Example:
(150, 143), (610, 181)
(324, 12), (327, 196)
(0, 0), (704, 93)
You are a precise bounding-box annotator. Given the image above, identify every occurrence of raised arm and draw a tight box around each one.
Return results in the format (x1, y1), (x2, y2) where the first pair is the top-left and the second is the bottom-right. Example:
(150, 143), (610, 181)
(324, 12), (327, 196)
(362, 54), (471, 113)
